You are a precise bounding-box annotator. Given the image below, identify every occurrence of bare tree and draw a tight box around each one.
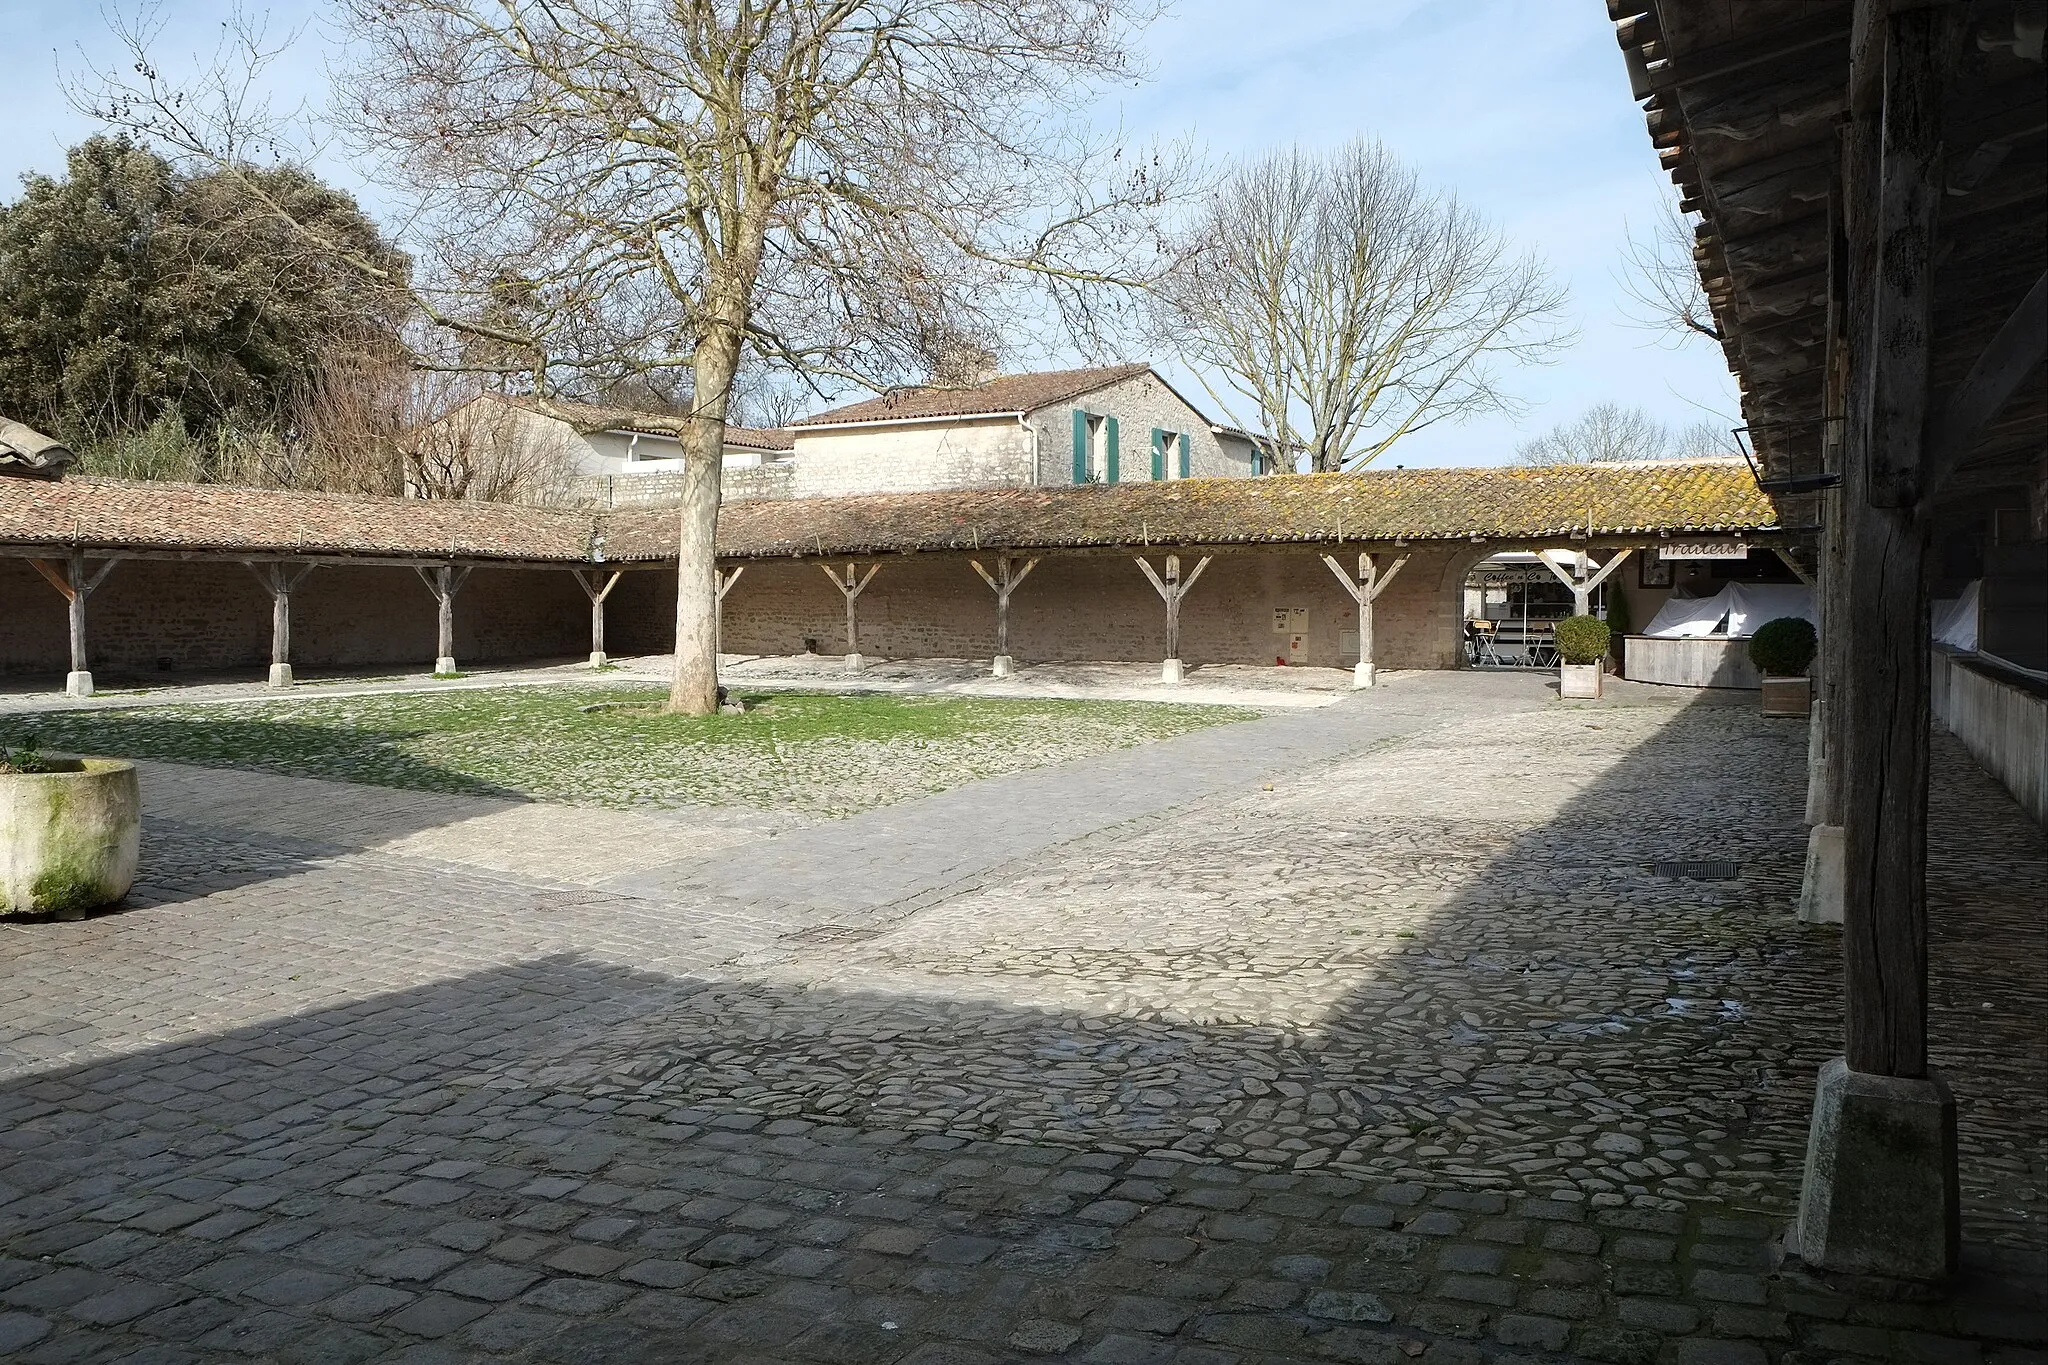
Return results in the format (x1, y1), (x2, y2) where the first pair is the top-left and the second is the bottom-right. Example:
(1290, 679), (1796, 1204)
(1617, 198), (1722, 346)
(293, 352), (572, 502)
(1151, 140), (1570, 473)
(78, 0), (1185, 713)
(1669, 418), (1735, 458)
(1514, 402), (1724, 464)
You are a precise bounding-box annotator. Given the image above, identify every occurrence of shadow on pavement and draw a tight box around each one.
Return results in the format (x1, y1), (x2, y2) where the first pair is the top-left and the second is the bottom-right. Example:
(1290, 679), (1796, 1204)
(0, 690), (2041, 1363)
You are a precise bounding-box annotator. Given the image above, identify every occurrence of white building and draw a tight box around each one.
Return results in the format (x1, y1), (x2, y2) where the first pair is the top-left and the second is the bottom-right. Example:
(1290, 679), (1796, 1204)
(458, 366), (1272, 507)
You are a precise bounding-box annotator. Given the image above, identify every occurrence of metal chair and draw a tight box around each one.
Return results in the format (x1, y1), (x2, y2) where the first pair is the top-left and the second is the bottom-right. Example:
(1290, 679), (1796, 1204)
(1467, 619), (1504, 667)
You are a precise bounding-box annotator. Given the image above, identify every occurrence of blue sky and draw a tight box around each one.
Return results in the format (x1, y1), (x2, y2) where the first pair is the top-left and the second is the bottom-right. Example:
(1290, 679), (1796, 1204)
(1, 0), (1739, 467)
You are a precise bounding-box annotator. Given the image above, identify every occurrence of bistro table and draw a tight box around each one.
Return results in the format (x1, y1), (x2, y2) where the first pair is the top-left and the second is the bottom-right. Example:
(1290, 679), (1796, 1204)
(1487, 622), (1559, 668)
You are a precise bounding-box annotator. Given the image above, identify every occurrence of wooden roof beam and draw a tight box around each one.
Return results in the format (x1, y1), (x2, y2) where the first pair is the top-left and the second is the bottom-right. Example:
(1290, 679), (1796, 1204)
(1643, 9), (1852, 95)
(1927, 270), (2048, 497)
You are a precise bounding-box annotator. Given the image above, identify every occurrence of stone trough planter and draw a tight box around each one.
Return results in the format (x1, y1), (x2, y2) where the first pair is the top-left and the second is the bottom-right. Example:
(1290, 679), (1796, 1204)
(1, 758), (141, 915)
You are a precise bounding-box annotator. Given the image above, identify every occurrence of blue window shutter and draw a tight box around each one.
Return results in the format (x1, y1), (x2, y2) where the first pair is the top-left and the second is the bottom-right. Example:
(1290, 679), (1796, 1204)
(1151, 428), (1165, 481)
(1178, 433), (1191, 480)
(1072, 410), (1088, 483)
(1105, 416), (1120, 483)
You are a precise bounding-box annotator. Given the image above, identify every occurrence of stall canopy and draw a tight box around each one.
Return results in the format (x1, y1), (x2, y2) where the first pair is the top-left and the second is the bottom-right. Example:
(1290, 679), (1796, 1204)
(1643, 582), (1817, 639)
(1931, 583), (1981, 652)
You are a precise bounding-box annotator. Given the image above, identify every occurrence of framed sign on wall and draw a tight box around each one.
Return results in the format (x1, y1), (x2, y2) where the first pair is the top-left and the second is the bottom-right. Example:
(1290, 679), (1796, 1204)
(1640, 555), (1674, 588)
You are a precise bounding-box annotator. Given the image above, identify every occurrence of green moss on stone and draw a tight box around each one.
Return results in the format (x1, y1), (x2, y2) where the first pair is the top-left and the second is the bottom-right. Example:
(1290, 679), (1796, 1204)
(30, 864), (104, 914)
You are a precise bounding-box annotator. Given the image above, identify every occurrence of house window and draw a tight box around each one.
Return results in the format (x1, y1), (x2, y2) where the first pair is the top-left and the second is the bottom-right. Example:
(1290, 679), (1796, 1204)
(1071, 409), (1119, 483)
(1152, 428), (1188, 480)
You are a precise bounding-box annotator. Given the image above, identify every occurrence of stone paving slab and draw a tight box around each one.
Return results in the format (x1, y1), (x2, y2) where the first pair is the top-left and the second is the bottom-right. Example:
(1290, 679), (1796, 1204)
(0, 672), (2043, 1364)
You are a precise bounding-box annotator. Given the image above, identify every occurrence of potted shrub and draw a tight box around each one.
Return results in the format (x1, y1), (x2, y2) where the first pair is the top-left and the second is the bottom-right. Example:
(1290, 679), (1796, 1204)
(1, 738), (140, 916)
(1749, 616), (1817, 717)
(1553, 615), (1611, 699)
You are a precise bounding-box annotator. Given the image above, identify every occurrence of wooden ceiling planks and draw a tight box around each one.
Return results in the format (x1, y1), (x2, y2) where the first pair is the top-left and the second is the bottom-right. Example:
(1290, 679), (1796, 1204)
(1611, 0), (2047, 505)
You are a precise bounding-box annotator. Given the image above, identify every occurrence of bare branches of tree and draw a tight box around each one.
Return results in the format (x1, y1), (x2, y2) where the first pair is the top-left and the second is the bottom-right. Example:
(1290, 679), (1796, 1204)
(1150, 140), (1570, 473)
(1617, 197), (1722, 346)
(75, 0), (1188, 713)
(294, 352), (572, 503)
(1514, 403), (1734, 464)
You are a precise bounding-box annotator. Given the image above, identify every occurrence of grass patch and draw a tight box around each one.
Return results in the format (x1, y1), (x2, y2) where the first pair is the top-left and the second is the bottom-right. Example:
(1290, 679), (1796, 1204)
(23, 686), (1257, 815)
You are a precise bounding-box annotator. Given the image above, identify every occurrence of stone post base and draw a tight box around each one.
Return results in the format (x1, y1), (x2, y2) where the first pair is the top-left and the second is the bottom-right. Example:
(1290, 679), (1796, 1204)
(64, 670), (94, 699)
(1794, 1058), (1959, 1280)
(1352, 662), (1375, 689)
(1798, 825), (1844, 924)
(1160, 658), (1185, 685)
(588, 651), (608, 668)
(991, 655), (1014, 678)
(267, 663), (294, 689)
(844, 653), (864, 674)
(434, 656), (458, 676)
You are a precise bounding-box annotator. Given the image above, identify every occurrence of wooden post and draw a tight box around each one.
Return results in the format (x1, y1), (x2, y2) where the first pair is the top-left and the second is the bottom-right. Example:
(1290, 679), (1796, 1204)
(415, 564), (474, 676)
(715, 566), (744, 656)
(244, 561), (316, 687)
(1135, 553), (1212, 683)
(1321, 550), (1409, 687)
(29, 553), (119, 698)
(574, 569), (623, 667)
(1840, 1), (1944, 1081)
(1795, 0), (1958, 1283)
(969, 555), (1039, 676)
(820, 562), (879, 672)
(1536, 548), (1634, 620)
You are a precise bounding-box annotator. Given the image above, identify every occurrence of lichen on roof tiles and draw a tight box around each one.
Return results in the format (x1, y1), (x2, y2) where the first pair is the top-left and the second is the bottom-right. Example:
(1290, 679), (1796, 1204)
(0, 460), (1779, 565)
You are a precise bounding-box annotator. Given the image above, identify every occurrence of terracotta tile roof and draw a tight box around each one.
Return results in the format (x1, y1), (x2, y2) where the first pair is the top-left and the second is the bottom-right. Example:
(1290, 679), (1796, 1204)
(791, 364), (1153, 428)
(0, 478), (599, 562)
(504, 396), (793, 450)
(628, 459), (1781, 560)
(0, 461), (1779, 567)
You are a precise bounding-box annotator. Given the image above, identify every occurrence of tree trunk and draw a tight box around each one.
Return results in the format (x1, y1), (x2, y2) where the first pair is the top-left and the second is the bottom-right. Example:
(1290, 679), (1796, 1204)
(667, 320), (743, 715)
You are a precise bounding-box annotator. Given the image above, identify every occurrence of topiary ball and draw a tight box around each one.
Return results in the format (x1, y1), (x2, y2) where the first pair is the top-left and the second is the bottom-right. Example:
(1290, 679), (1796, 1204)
(1553, 615), (1612, 665)
(1748, 616), (1818, 677)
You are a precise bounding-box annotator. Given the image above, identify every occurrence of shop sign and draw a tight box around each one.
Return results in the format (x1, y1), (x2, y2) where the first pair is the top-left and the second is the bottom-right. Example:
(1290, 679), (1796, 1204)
(1660, 542), (1749, 561)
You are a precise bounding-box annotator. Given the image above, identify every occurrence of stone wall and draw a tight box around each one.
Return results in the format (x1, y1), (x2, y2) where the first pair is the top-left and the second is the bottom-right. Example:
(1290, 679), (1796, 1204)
(1, 558), (589, 679)
(568, 464), (794, 509)
(690, 545), (1468, 670)
(790, 418), (1036, 499)
(1026, 371), (1254, 485)
(0, 543), (1472, 684)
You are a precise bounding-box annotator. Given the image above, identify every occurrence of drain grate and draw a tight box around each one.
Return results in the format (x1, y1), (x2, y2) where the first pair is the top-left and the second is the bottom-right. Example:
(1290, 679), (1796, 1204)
(1649, 860), (1741, 881)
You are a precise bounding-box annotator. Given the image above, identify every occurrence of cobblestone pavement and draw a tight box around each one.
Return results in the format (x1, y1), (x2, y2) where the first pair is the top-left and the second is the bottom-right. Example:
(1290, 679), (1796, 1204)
(1, 673), (2043, 1364)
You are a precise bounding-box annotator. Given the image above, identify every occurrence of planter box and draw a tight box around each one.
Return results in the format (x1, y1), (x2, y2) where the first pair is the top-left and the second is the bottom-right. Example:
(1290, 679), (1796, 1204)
(1761, 676), (1813, 718)
(1, 758), (141, 916)
(1559, 663), (1604, 699)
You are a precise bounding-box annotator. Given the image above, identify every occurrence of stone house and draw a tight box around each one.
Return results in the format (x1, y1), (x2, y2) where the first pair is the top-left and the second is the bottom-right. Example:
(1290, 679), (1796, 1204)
(783, 363), (1264, 499)
(477, 365), (1268, 508)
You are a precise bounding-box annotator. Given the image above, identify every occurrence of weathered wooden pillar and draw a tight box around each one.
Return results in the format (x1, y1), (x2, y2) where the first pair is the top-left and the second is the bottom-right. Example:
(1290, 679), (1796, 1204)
(244, 561), (316, 688)
(415, 564), (474, 676)
(1801, 167), (1853, 917)
(1322, 550), (1411, 687)
(1536, 548), (1634, 624)
(1795, 1), (1957, 1283)
(970, 554), (1039, 677)
(820, 562), (878, 672)
(574, 569), (623, 667)
(28, 553), (119, 697)
(715, 566), (744, 656)
(1136, 553), (1212, 683)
